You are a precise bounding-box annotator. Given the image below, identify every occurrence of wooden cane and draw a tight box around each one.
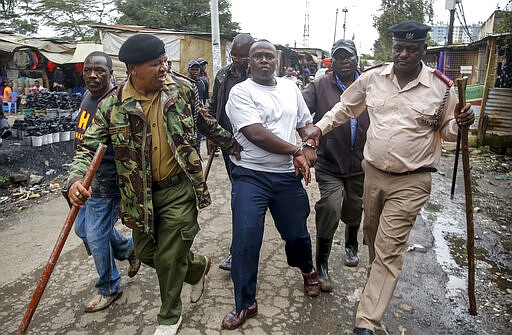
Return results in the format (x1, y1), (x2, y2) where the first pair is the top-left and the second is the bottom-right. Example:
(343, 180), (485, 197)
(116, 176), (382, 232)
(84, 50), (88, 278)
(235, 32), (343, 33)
(450, 130), (461, 200)
(456, 77), (477, 315)
(17, 143), (108, 334)
(203, 145), (217, 181)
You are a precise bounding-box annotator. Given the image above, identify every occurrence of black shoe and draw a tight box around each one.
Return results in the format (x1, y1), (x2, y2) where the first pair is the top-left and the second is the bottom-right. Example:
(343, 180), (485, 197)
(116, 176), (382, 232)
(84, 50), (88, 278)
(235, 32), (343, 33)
(1, 129), (11, 139)
(353, 327), (374, 335)
(219, 254), (232, 271)
(127, 251), (141, 278)
(345, 246), (359, 267)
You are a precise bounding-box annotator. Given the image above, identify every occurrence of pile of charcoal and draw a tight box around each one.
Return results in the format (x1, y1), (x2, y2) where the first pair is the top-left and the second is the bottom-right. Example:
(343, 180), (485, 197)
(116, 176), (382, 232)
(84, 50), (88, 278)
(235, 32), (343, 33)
(11, 114), (76, 146)
(24, 91), (82, 111)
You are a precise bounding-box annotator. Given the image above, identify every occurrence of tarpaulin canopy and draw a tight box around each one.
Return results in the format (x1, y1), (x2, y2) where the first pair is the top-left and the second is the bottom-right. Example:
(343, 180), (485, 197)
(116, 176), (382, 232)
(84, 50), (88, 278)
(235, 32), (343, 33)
(102, 31), (182, 61)
(66, 43), (103, 63)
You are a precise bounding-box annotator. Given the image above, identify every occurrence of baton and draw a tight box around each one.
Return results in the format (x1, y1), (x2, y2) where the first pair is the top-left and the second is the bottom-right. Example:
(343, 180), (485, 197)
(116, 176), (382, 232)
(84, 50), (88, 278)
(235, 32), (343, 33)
(456, 77), (477, 316)
(17, 144), (108, 334)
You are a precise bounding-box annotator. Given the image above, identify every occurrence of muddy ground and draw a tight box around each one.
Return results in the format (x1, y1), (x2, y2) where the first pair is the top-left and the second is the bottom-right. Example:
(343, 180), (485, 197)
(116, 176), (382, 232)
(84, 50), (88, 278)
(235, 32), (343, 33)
(0, 128), (511, 334)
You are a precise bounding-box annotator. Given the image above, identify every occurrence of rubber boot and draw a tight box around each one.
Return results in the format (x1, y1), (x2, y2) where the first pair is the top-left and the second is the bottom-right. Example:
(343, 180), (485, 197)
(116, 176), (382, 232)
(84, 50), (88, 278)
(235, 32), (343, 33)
(344, 226), (359, 267)
(316, 237), (333, 292)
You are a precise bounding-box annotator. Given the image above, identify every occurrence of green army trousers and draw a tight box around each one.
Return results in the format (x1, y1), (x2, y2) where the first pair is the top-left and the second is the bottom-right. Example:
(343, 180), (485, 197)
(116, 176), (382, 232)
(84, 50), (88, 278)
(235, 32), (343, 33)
(133, 175), (207, 325)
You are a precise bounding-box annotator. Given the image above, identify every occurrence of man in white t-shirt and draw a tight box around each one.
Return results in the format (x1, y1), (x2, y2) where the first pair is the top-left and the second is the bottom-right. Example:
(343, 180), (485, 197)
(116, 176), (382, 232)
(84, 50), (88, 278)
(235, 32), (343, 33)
(221, 40), (320, 330)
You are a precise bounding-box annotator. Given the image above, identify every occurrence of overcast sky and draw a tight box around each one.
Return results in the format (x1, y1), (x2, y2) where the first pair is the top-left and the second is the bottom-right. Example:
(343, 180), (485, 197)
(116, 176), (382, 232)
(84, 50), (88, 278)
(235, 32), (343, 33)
(230, 0), (510, 54)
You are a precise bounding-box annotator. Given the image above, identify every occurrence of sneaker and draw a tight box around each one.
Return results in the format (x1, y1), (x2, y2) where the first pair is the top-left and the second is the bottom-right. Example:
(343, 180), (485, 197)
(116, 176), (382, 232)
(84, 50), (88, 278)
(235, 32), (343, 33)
(190, 256), (211, 303)
(84, 291), (122, 313)
(154, 316), (182, 335)
(127, 251), (141, 278)
(219, 254), (232, 271)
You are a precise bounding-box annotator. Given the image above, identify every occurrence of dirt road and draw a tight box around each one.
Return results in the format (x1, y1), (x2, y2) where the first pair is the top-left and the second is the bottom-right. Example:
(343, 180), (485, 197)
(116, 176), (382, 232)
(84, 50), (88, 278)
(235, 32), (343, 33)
(0, 142), (510, 335)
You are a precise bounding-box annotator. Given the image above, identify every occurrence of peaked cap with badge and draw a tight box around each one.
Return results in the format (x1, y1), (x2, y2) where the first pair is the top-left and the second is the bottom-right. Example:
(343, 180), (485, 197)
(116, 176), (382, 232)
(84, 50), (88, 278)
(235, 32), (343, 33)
(389, 20), (431, 42)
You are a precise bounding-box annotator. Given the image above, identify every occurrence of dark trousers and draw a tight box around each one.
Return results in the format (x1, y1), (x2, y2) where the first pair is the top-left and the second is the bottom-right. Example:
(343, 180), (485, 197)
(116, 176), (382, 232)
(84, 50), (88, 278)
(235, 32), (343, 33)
(230, 165), (314, 312)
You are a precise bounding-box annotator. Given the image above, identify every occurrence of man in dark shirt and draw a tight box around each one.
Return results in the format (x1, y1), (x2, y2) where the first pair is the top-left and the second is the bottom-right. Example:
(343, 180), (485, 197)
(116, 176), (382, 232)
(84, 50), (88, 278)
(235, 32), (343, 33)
(188, 59), (209, 104)
(73, 51), (140, 313)
(302, 40), (369, 292)
(207, 33), (254, 271)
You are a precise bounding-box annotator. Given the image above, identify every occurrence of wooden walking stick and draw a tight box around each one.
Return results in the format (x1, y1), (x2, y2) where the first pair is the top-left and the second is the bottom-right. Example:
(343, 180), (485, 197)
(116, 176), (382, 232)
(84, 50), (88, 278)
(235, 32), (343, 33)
(17, 144), (108, 334)
(203, 145), (217, 181)
(456, 76), (477, 315)
(450, 130), (461, 200)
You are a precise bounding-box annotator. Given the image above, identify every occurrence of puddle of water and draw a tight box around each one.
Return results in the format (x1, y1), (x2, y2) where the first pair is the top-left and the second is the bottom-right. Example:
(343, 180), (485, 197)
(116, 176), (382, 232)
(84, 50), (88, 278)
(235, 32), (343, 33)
(423, 197), (512, 314)
(423, 204), (467, 298)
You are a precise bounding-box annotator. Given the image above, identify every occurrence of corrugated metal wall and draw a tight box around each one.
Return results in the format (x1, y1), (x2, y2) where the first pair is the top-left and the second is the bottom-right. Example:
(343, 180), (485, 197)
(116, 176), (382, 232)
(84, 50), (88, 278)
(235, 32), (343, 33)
(484, 87), (512, 135)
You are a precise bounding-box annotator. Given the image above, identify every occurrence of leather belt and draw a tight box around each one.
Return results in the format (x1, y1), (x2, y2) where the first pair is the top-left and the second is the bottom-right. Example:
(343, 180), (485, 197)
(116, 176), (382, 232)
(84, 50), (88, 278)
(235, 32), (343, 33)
(152, 172), (185, 191)
(376, 166), (437, 176)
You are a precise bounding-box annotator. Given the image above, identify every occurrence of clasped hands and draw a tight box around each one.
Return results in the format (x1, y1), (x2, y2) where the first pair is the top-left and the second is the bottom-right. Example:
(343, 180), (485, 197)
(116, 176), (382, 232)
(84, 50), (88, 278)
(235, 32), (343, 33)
(294, 124), (323, 186)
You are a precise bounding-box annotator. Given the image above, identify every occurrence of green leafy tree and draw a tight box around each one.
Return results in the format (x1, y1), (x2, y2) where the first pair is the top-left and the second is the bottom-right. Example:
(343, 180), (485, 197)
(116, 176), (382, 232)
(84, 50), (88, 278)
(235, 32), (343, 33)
(372, 0), (434, 61)
(496, 1), (512, 33)
(27, 0), (117, 40)
(0, 0), (38, 34)
(115, 0), (240, 33)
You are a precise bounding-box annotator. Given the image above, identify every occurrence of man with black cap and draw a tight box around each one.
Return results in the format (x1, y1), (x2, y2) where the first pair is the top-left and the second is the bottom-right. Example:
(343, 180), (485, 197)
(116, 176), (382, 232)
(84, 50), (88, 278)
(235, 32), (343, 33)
(301, 20), (474, 335)
(67, 33), (242, 335)
(188, 59), (209, 104)
(196, 57), (210, 85)
(301, 39), (369, 293)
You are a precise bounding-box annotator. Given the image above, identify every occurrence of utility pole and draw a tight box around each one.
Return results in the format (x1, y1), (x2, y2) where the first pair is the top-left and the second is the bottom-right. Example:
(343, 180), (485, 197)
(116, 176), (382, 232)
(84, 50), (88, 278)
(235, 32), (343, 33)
(333, 8), (339, 44)
(446, 0), (461, 45)
(342, 7), (348, 40)
(210, 0), (221, 77)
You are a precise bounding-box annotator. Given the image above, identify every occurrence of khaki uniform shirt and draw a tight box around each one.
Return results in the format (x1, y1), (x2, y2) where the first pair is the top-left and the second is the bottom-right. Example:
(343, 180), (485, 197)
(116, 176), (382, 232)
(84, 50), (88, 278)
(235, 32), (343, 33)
(316, 62), (459, 173)
(123, 77), (182, 181)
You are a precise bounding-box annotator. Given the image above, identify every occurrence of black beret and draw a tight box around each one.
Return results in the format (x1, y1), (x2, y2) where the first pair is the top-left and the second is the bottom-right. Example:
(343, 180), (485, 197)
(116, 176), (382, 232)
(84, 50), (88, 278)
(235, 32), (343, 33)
(389, 20), (431, 42)
(118, 34), (166, 64)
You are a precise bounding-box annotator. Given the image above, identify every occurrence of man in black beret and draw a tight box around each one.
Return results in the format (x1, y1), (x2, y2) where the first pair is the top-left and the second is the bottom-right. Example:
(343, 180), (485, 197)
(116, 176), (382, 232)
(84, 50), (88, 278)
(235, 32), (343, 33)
(300, 20), (474, 335)
(68, 33), (242, 335)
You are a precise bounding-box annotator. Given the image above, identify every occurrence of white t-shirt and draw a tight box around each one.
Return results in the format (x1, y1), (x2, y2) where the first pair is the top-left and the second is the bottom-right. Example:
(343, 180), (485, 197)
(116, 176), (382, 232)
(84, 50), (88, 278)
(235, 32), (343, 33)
(226, 77), (312, 173)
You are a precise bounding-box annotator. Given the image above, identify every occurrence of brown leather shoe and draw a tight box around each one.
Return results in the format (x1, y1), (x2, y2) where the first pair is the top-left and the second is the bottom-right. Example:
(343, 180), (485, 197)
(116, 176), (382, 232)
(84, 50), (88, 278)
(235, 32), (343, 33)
(221, 301), (258, 330)
(84, 291), (122, 313)
(302, 270), (321, 297)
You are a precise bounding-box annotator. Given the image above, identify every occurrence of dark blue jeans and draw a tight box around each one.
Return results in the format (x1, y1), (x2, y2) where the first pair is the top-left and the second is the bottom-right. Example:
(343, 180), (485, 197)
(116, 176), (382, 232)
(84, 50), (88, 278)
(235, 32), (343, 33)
(75, 196), (133, 296)
(230, 165), (314, 312)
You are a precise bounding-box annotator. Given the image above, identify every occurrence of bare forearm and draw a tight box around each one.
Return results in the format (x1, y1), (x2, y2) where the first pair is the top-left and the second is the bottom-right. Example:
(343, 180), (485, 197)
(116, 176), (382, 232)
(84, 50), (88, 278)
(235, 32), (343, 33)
(241, 124), (298, 155)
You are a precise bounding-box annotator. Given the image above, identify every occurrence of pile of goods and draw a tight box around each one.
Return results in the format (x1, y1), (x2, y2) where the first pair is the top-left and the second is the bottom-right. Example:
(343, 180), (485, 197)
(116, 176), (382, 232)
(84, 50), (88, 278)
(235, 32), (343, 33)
(11, 114), (76, 147)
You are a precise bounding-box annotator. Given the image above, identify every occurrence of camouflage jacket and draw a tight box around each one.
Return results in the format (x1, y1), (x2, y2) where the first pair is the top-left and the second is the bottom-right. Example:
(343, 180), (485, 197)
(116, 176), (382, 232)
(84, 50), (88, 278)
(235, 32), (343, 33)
(68, 73), (239, 234)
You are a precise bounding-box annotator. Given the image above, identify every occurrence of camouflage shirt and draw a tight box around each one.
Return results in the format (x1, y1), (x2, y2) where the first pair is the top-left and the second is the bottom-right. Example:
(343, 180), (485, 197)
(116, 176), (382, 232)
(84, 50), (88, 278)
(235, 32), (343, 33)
(68, 73), (239, 234)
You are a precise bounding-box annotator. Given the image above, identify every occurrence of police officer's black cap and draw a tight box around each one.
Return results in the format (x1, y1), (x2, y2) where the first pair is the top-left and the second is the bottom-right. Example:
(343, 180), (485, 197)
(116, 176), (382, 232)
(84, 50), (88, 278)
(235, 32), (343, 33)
(118, 34), (166, 64)
(389, 20), (431, 42)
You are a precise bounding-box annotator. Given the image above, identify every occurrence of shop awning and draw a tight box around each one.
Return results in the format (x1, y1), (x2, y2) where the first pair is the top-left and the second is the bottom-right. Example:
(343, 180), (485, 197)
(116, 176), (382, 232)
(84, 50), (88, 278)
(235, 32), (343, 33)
(39, 50), (73, 64)
(0, 40), (25, 53)
(67, 43), (103, 63)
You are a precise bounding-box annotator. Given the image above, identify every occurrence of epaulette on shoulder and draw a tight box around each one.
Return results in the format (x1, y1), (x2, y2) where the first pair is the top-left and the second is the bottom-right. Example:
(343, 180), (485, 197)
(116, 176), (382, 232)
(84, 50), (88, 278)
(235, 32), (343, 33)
(433, 69), (454, 87)
(362, 62), (386, 73)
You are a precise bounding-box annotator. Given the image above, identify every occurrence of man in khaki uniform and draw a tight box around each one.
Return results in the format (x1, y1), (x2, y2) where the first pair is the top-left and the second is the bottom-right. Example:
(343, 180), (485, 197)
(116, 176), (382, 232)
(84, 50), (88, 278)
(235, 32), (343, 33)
(301, 20), (474, 335)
